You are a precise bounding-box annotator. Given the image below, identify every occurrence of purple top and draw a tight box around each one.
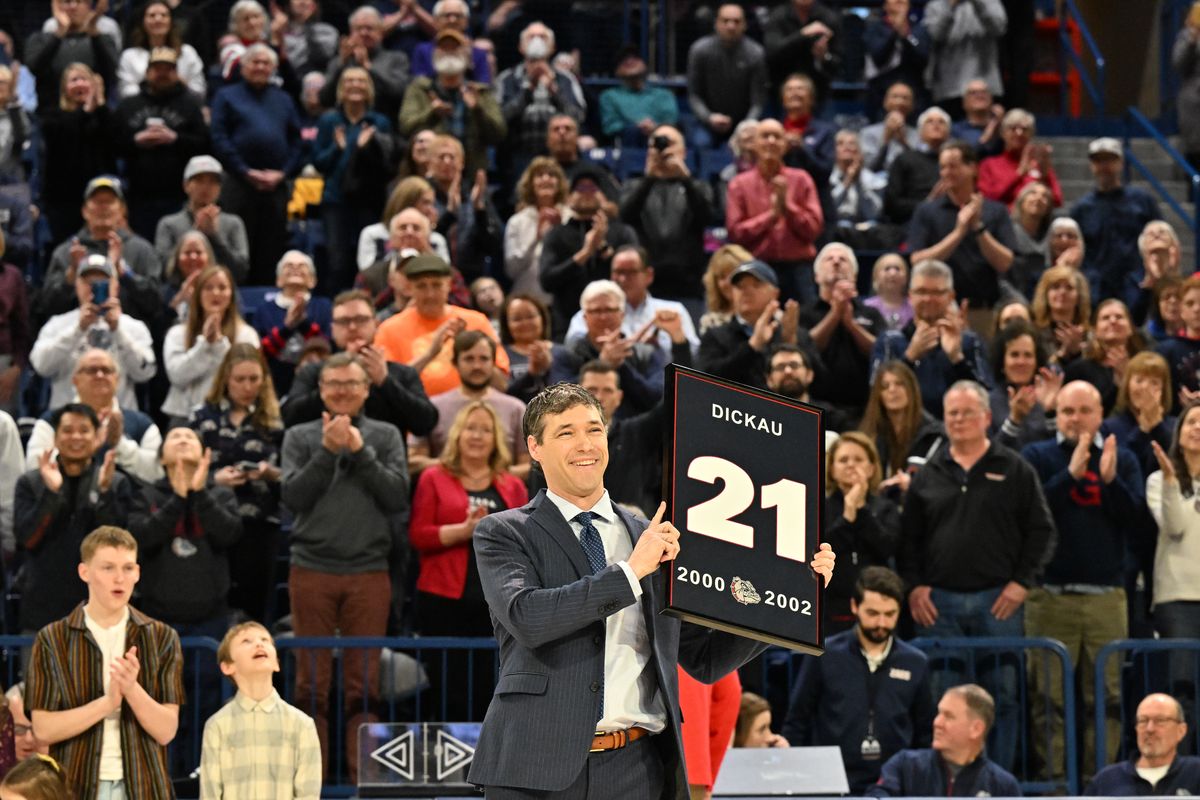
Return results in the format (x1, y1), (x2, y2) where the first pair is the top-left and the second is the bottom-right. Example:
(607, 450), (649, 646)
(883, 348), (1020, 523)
(864, 295), (913, 332)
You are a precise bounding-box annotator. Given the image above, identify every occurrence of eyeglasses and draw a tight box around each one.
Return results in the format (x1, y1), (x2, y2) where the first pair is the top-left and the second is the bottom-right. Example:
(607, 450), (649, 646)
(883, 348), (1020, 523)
(76, 366), (116, 376)
(1136, 716), (1182, 728)
(584, 307), (622, 316)
(945, 409), (981, 421)
(332, 315), (373, 327)
(910, 288), (950, 298)
(771, 361), (806, 373)
(320, 379), (368, 390)
(12, 724), (31, 737)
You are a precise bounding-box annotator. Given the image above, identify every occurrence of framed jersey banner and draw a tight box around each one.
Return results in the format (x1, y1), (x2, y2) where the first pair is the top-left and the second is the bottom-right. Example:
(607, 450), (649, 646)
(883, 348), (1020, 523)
(662, 364), (825, 654)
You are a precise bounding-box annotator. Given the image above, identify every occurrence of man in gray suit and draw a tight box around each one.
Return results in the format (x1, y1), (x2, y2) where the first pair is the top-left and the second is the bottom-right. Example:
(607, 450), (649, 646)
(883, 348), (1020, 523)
(469, 382), (836, 798)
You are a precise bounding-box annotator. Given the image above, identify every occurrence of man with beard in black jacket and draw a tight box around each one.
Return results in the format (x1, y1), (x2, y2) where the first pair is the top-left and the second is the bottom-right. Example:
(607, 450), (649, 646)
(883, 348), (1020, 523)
(112, 47), (208, 239)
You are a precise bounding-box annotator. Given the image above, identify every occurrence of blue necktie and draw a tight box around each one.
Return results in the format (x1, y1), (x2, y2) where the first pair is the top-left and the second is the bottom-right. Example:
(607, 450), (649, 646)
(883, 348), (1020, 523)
(574, 511), (607, 722)
(574, 511), (607, 575)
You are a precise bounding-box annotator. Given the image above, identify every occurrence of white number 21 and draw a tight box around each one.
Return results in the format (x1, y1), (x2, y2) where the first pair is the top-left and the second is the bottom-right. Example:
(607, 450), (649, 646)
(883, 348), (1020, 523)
(685, 456), (808, 562)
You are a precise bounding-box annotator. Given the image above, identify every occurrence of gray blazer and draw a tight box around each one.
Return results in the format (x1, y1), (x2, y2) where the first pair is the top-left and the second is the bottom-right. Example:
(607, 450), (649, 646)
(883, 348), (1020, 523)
(469, 490), (767, 797)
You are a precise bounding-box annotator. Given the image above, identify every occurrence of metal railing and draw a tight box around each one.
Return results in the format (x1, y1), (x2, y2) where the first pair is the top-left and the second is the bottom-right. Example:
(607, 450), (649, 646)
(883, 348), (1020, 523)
(910, 636), (1080, 796)
(1124, 106), (1200, 269)
(1059, 0), (1107, 117)
(761, 635), (1080, 795)
(1094, 638), (1200, 772)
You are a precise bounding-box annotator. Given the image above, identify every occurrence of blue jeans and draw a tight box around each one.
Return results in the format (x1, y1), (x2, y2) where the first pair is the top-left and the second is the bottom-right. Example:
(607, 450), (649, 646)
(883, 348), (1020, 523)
(918, 586), (1024, 772)
(97, 781), (127, 800)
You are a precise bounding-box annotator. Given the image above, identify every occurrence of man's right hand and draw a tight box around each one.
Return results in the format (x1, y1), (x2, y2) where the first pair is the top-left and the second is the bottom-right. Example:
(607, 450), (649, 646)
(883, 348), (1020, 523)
(38, 449), (63, 494)
(748, 300), (781, 351)
(1067, 434), (1092, 480)
(322, 411), (351, 452)
(904, 321), (939, 361)
(627, 502), (680, 579)
(908, 585), (938, 627)
(709, 113), (732, 134)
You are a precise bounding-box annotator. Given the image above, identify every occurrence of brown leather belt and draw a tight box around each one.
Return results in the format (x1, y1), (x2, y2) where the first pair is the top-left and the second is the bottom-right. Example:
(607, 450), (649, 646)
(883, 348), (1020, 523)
(590, 727), (651, 752)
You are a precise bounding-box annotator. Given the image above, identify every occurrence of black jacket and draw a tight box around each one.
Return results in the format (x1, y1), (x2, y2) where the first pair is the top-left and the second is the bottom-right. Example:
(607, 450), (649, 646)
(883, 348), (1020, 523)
(883, 148), (938, 225)
(899, 441), (1056, 592)
(113, 80), (209, 201)
(784, 629), (935, 793)
(538, 215), (639, 339)
(697, 316), (817, 390)
(822, 492), (901, 630)
(128, 479), (242, 623)
(14, 463), (133, 631)
(618, 176), (713, 299)
(867, 748), (1022, 797)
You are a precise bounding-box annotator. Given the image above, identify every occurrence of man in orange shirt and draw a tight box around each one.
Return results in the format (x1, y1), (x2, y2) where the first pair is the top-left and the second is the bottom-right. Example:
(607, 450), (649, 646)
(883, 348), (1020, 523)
(374, 253), (508, 395)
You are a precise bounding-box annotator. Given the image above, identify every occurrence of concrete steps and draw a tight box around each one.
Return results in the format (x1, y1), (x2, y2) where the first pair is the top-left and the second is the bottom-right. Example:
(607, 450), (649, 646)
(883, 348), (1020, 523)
(1048, 135), (1196, 268)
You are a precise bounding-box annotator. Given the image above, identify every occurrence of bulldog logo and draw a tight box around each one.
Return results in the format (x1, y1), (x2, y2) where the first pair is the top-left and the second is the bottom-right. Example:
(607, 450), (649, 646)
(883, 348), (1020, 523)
(731, 577), (761, 605)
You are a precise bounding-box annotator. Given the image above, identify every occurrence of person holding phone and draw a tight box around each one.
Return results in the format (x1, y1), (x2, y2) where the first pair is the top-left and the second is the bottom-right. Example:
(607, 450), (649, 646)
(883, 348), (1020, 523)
(617, 124), (714, 307)
(29, 254), (156, 411)
(193, 344), (284, 623)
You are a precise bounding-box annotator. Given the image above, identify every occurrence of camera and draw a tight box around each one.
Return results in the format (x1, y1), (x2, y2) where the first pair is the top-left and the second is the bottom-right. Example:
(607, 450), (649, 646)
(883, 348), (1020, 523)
(652, 134), (671, 151)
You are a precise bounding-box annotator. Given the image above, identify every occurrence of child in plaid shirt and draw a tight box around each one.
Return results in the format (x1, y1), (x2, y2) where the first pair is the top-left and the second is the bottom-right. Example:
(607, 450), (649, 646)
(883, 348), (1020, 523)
(199, 622), (321, 799)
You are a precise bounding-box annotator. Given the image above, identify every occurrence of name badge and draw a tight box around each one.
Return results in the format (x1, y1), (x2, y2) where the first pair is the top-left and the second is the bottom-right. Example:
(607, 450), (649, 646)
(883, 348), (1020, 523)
(889, 667), (911, 681)
(985, 472), (1006, 481)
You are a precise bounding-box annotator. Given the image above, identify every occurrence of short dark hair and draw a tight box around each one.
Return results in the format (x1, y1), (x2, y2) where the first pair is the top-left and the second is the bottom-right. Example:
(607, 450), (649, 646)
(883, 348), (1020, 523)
(523, 382), (604, 443)
(453, 329), (496, 361)
(613, 243), (650, 268)
(989, 319), (1047, 383)
(767, 343), (810, 371)
(580, 359), (620, 386)
(853, 566), (905, 606)
(51, 402), (99, 431)
(939, 139), (979, 166)
(332, 288), (373, 309)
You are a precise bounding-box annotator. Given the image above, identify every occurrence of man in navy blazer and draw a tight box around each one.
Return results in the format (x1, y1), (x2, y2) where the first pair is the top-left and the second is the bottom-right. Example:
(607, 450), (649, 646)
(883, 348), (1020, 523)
(469, 382), (836, 798)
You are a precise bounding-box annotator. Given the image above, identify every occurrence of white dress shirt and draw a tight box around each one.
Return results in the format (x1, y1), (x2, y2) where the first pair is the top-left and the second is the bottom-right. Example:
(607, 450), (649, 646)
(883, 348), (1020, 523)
(84, 606), (128, 781)
(544, 489), (667, 734)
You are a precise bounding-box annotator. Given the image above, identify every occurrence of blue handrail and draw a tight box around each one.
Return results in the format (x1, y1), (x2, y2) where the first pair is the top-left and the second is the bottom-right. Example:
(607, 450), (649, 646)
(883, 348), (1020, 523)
(1059, 0), (1107, 116)
(1124, 106), (1200, 270)
(910, 636), (1080, 796)
(1094, 638), (1200, 772)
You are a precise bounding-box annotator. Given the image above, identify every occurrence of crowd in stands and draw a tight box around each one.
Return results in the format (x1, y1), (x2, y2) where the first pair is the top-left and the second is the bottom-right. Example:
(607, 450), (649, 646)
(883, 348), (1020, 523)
(0, 0), (1196, 795)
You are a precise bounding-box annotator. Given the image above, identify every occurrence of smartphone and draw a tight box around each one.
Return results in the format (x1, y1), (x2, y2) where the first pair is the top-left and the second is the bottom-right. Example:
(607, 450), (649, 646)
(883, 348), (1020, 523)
(92, 281), (109, 305)
(237, 460), (261, 472)
(652, 134), (670, 151)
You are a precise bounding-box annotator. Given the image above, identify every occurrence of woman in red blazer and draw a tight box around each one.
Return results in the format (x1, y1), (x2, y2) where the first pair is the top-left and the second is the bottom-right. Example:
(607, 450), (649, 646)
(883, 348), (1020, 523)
(410, 400), (528, 720)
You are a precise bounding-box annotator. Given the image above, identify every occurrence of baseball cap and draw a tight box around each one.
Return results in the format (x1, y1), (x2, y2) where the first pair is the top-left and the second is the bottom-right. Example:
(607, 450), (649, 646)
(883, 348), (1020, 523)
(79, 254), (114, 277)
(1088, 137), (1122, 159)
(403, 253), (453, 278)
(148, 47), (179, 65)
(83, 175), (124, 203)
(569, 164), (607, 191)
(184, 155), (224, 182)
(730, 259), (779, 288)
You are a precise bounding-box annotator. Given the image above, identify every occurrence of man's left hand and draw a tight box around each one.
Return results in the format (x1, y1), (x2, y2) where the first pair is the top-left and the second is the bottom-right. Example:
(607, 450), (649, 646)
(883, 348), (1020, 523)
(810, 543), (835, 587)
(990, 581), (1027, 621)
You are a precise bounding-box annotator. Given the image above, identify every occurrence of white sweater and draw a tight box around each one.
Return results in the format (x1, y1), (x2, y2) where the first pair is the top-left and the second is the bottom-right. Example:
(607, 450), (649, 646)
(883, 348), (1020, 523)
(162, 322), (260, 419)
(1146, 470), (1200, 606)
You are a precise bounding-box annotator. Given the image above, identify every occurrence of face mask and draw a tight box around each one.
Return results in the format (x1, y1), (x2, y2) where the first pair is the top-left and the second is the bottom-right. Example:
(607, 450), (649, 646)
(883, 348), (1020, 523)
(525, 36), (549, 60)
(434, 53), (467, 76)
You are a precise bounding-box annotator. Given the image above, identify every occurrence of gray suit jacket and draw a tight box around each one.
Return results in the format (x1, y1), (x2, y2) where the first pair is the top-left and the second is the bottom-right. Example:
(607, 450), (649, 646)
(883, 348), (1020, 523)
(469, 490), (767, 796)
